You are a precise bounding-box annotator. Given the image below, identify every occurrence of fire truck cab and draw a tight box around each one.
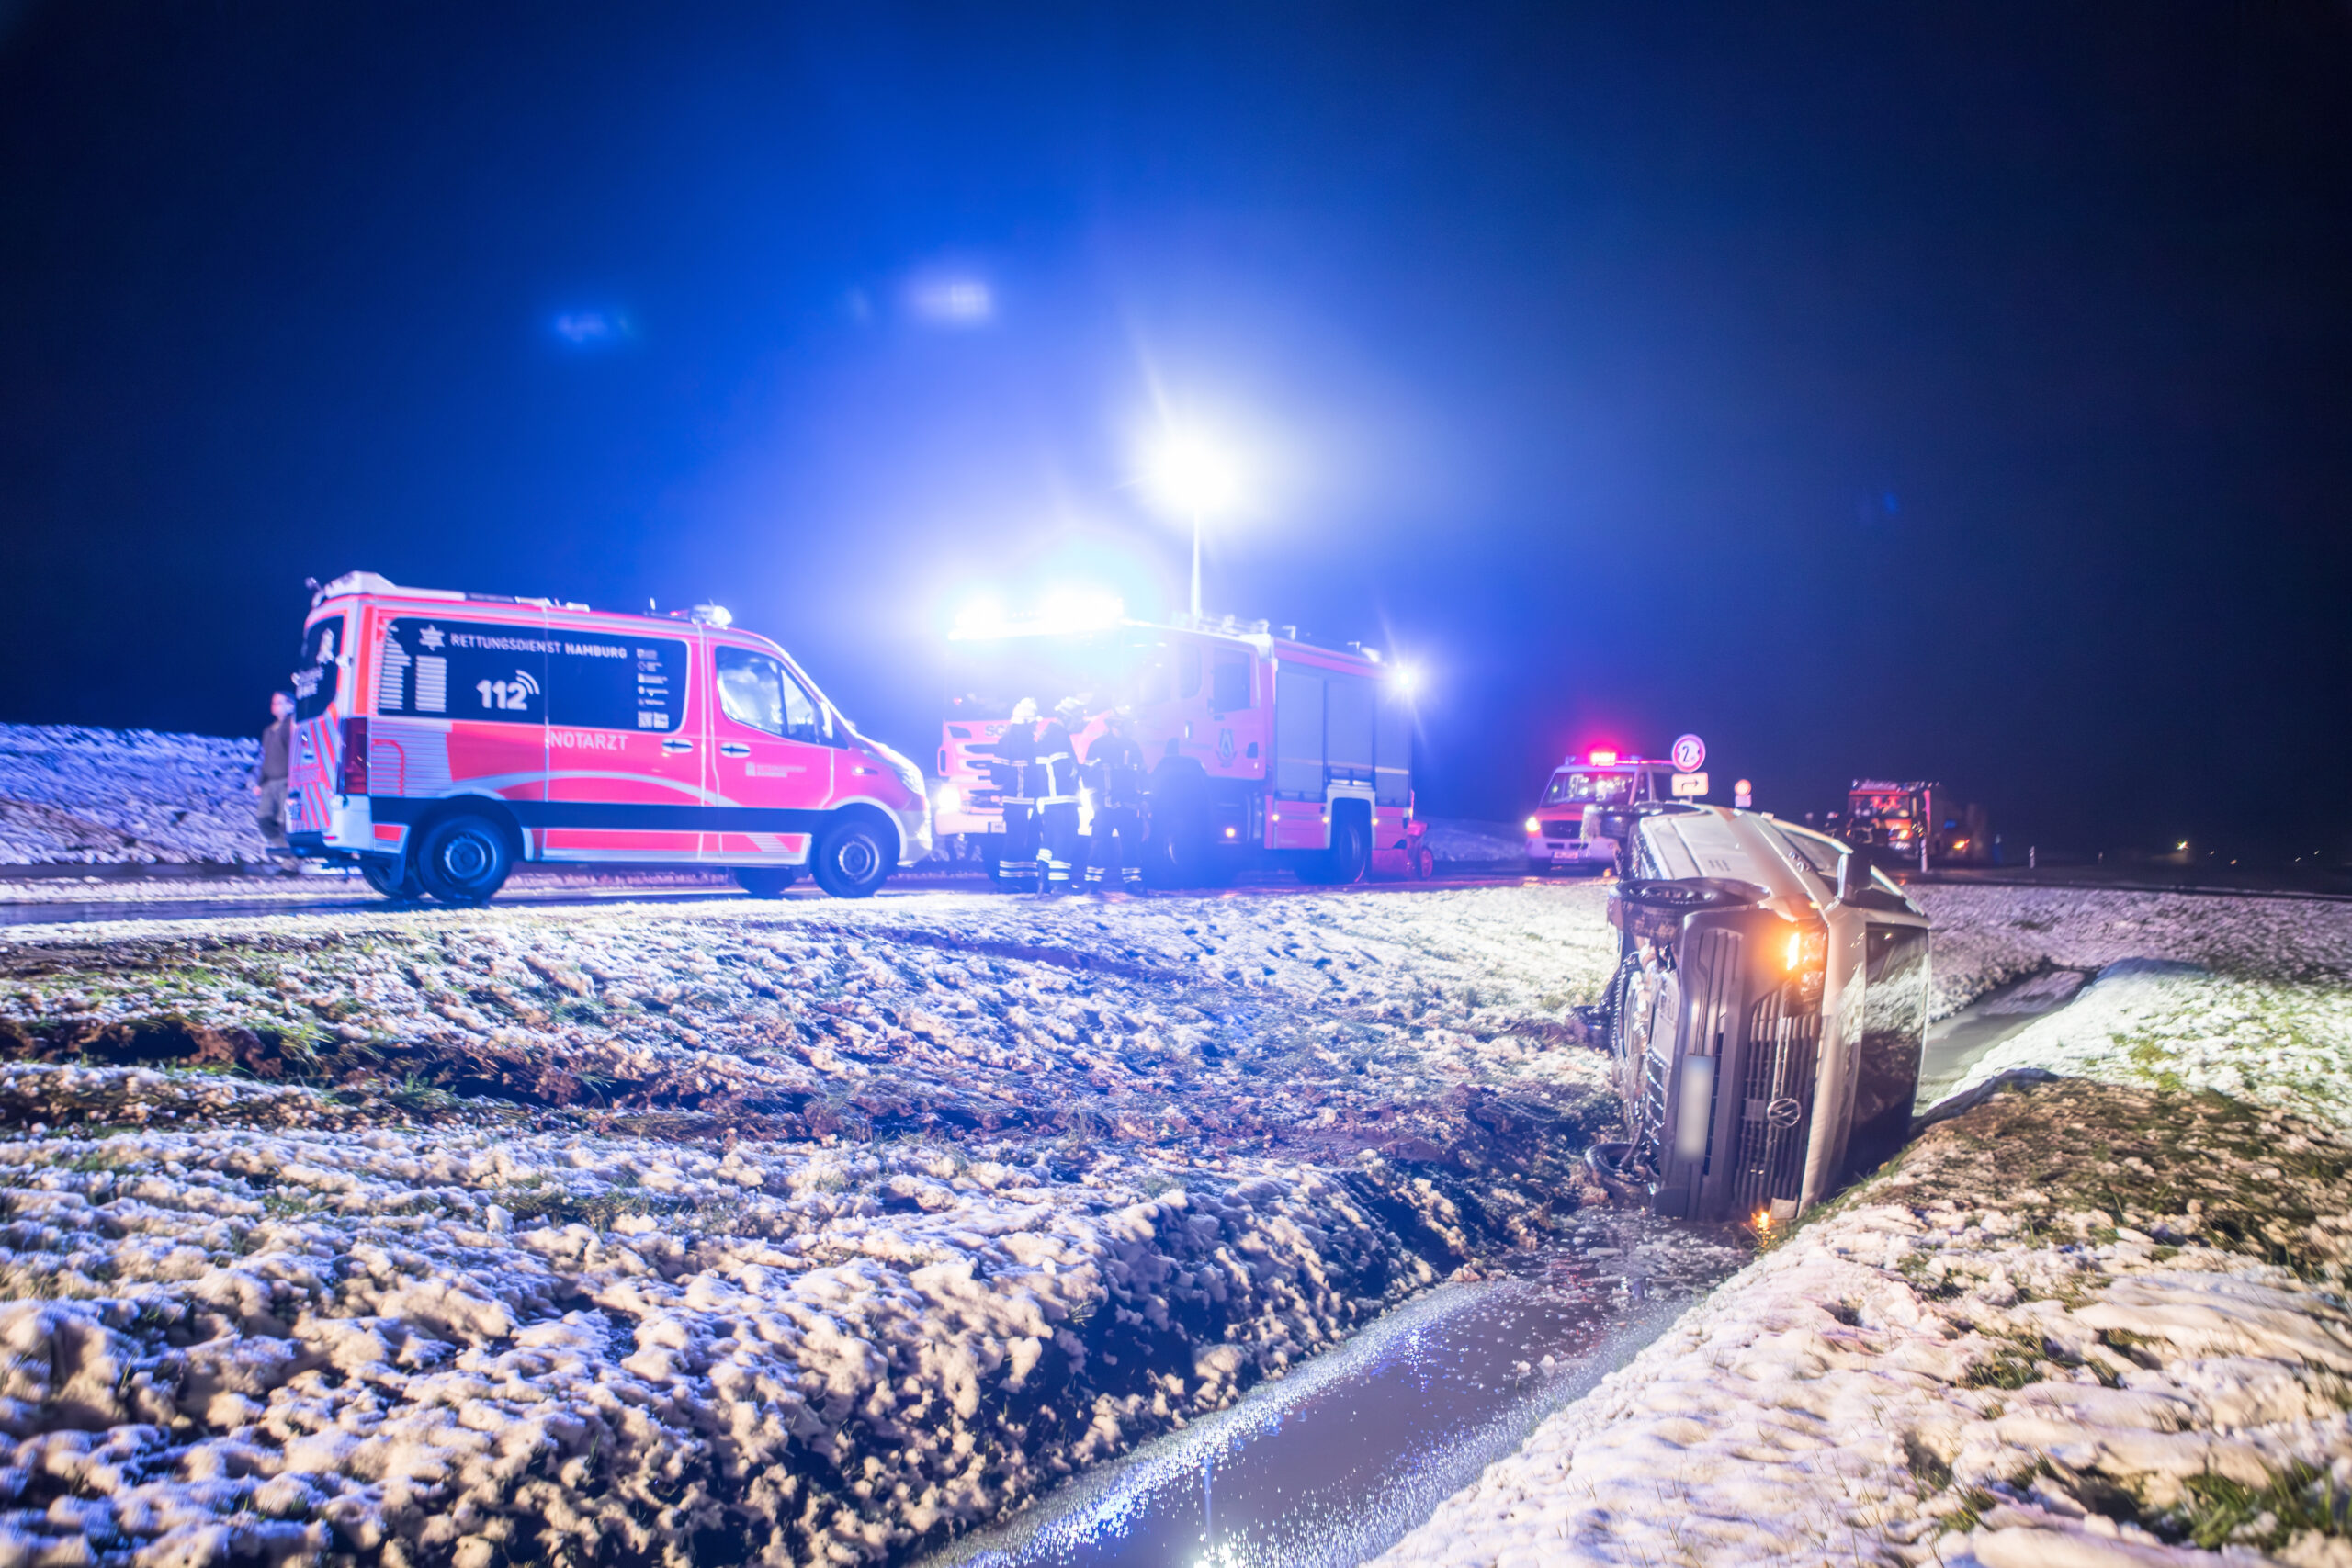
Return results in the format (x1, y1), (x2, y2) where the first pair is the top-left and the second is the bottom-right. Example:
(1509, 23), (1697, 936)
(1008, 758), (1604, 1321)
(1844, 780), (1937, 865)
(937, 613), (1414, 886)
(1526, 751), (1679, 874)
(286, 571), (931, 903)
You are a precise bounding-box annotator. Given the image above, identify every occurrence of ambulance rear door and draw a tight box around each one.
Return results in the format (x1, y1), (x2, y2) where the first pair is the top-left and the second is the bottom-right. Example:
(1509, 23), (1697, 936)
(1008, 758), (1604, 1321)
(537, 614), (704, 863)
(705, 637), (835, 865)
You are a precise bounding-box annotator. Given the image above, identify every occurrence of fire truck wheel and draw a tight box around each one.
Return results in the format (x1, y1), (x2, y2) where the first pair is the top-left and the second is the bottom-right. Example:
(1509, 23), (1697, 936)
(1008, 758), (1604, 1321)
(1298, 812), (1370, 886)
(734, 867), (797, 898)
(812, 815), (892, 898)
(358, 853), (424, 900)
(415, 812), (514, 905)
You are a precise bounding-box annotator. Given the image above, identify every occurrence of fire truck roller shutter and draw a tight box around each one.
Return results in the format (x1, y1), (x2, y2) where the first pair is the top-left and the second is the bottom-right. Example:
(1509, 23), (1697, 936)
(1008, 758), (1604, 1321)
(1273, 667), (1324, 797)
(1324, 672), (1374, 789)
(1374, 685), (1410, 807)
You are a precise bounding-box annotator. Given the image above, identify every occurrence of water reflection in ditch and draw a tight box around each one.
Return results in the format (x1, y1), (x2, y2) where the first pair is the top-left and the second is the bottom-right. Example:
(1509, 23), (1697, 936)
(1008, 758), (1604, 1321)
(922, 1212), (1746, 1568)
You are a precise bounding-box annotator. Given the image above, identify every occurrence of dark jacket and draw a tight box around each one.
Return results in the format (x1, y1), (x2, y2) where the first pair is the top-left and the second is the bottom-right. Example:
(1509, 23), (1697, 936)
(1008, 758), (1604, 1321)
(1085, 732), (1148, 809)
(1032, 721), (1080, 804)
(259, 716), (293, 784)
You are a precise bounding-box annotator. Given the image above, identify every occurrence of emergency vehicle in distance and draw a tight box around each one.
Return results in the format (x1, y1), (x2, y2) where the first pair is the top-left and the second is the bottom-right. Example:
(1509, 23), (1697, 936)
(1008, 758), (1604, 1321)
(284, 571), (931, 903)
(1843, 779), (1936, 864)
(935, 607), (1416, 886)
(1525, 750), (1680, 874)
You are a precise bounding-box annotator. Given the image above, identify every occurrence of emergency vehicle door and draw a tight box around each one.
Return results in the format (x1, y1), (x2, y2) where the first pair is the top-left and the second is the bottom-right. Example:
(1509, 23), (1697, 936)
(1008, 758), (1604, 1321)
(537, 618), (704, 863)
(705, 642), (834, 864)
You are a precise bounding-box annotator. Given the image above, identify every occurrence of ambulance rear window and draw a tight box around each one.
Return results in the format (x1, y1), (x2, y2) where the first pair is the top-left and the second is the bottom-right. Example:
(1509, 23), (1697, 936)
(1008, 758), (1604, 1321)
(293, 615), (344, 722)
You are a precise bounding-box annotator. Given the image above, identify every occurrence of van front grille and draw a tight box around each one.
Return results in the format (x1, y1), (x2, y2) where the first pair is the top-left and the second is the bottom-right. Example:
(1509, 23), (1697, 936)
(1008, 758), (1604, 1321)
(1541, 819), (1579, 840)
(1731, 987), (1821, 1213)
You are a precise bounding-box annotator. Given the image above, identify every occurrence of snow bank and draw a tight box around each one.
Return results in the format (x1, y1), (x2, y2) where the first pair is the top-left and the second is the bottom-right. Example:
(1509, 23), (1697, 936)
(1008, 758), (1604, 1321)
(0, 884), (1628, 1563)
(1911, 883), (2352, 1021)
(0, 725), (270, 865)
(1375, 1077), (2352, 1567)
(1423, 818), (1527, 864)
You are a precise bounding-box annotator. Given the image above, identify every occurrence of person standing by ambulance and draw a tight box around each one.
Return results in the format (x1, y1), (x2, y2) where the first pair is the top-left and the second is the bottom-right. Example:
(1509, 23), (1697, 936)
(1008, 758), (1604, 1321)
(1033, 697), (1086, 897)
(254, 691), (296, 857)
(992, 698), (1041, 889)
(1081, 706), (1149, 895)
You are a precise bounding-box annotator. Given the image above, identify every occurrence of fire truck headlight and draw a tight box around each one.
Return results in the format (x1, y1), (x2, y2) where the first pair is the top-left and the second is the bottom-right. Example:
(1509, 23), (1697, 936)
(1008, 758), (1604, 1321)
(935, 783), (962, 816)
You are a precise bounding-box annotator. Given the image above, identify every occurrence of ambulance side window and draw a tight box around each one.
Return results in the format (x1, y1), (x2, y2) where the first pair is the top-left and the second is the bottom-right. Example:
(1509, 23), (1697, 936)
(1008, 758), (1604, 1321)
(716, 647), (833, 745)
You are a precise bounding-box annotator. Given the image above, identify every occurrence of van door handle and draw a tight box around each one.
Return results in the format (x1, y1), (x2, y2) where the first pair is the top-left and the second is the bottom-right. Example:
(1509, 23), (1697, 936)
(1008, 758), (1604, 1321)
(719, 742), (752, 758)
(662, 739), (695, 754)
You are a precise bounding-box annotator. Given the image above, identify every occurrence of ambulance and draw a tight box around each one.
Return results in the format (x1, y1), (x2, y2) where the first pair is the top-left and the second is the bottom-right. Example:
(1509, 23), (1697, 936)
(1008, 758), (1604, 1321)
(285, 572), (931, 902)
(1525, 750), (1680, 874)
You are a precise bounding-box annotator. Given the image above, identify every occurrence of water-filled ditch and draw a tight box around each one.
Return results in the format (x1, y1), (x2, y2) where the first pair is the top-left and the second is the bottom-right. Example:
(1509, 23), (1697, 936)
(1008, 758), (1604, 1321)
(922, 1212), (1745, 1568)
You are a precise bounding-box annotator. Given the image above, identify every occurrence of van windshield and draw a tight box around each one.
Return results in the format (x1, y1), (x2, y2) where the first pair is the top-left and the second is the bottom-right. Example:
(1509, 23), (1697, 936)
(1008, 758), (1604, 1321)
(1544, 770), (1630, 806)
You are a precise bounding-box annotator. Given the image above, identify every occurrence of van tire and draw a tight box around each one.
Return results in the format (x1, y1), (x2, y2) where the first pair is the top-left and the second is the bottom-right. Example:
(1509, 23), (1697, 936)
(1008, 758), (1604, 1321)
(416, 812), (514, 905)
(735, 867), (797, 898)
(812, 815), (892, 898)
(359, 853), (424, 900)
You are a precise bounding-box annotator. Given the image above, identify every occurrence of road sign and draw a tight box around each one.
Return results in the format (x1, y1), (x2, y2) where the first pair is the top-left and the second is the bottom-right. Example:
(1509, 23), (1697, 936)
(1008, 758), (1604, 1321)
(1670, 771), (1708, 798)
(1671, 733), (1706, 773)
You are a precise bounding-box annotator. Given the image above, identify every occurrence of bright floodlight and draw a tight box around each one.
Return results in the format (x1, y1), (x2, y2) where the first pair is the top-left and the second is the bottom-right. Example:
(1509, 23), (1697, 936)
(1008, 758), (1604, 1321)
(1146, 428), (1246, 622)
(1148, 432), (1243, 518)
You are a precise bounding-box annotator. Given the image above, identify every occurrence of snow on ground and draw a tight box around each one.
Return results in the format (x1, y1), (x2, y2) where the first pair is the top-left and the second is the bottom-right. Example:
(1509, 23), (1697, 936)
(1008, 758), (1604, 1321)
(1423, 818), (1528, 864)
(1379, 886), (2352, 1567)
(1910, 883), (2352, 1022)
(0, 726), (271, 865)
(1375, 1077), (2352, 1568)
(0, 884), (1626, 1564)
(4, 877), (2349, 1565)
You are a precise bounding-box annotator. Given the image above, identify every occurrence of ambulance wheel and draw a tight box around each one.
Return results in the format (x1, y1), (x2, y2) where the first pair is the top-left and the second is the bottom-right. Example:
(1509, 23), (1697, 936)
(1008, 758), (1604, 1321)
(735, 867), (797, 898)
(812, 815), (892, 899)
(359, 853), (424, 901)
(416, 812), (514, 905)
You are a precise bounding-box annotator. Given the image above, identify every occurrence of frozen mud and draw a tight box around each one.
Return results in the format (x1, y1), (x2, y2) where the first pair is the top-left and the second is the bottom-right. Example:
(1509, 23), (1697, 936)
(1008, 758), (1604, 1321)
(0, 726), (272, 866)
(0, 885), (1624, 1564)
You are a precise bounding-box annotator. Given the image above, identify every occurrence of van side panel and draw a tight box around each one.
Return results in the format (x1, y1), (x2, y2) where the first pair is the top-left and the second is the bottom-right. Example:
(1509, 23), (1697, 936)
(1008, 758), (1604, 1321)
(537, 617), (705, 862)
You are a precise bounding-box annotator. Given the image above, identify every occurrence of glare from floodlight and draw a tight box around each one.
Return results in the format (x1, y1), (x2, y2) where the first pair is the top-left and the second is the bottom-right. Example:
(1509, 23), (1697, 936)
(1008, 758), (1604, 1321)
(1392, 663), (1421, 699)
(1148, 432), (1244, 519)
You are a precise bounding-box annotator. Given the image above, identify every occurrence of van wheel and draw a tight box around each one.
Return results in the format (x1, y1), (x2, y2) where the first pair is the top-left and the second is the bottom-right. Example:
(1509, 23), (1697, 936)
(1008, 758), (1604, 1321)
(359, 853), (424, 900)
(735, 867), (797, 898)
(812, 816), (892, 898)
(416, 813), (514, 905)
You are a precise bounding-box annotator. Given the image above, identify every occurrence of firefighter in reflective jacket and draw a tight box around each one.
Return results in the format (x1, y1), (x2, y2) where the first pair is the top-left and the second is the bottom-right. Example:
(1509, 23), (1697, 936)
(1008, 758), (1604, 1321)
(1082, 707), (1148, 894)
(1034, 698), (1086, 896)
(992, 698), (1041, 887)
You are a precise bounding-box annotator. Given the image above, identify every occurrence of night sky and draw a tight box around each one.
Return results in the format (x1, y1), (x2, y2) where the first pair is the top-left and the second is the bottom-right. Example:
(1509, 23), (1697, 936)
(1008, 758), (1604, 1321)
(3, 3), (2346, 861)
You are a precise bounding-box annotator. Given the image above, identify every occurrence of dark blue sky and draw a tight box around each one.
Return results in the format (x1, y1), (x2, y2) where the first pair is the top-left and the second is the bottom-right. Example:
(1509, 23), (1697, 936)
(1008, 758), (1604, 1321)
(3, 3), (2347, 855)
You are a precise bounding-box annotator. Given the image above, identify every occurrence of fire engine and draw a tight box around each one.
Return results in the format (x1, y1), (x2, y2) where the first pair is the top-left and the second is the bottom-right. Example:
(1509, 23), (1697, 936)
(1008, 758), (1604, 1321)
(936, 610), (1416, 886)
(1843, 779), (1936, 865)
(285, 571), (931, 903)
(1524, 750), (1679, 874)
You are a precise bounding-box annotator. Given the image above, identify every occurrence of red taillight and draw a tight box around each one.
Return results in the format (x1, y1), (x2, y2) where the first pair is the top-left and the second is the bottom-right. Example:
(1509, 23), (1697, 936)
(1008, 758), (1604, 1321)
(339, 717), (369, 795)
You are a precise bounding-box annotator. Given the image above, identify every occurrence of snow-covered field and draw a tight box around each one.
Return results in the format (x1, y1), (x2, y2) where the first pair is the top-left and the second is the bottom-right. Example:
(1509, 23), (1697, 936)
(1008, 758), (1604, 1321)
(1, 876), (2349, 1565)
(0, 726), (272, 865)
(0, 885), (1623, 1564)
